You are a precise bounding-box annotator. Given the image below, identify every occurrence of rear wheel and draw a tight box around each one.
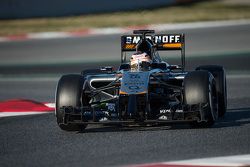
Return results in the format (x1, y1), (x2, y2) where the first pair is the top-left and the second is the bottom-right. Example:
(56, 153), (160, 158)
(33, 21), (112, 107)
(55, 74), (87, 131)
(196, 65), (227, 117)
(184, 71), (217, 128)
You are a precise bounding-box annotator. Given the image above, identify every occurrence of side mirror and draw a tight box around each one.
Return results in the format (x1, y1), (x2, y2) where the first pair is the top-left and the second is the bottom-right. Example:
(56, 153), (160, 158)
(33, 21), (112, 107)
(167, 65), (182, 70)
(100, 66), (114, 73)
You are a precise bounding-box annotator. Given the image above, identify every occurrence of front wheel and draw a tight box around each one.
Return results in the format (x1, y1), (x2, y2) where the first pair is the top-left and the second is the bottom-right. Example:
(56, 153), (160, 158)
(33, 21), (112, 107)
(184, 71), (217, 128)
(55, 74), (87, 131)
(196, 65), (227, 117)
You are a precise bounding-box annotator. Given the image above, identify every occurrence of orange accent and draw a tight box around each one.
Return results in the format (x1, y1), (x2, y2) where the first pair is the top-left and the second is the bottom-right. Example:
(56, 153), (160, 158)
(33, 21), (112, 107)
(124, 44), (136, 49)
(137, 91), (147, 94)
(163, 43), (182, 48)
(119, 91), (147, 95)
(119, 91), (127, 95)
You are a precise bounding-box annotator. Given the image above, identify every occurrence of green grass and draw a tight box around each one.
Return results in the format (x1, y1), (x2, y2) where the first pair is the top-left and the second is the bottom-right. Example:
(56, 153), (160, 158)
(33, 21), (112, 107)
(1, 1), (250, 36)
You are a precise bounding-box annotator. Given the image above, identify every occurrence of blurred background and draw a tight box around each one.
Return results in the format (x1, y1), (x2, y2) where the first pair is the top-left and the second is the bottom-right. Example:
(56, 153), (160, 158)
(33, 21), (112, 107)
(0, 0), (202, 19)
(0, 0), (250, 101)
(1, 0), (250, 35)
(0, 1), (250, 167)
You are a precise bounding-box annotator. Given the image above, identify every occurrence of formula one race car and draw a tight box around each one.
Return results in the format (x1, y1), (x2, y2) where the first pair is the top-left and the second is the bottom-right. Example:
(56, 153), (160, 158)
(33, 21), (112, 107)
(55, 30), (227, 131)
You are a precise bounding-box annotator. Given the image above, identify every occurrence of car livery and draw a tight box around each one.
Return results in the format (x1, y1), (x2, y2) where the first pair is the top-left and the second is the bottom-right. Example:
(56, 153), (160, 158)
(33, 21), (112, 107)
(55, 30), (227, 131)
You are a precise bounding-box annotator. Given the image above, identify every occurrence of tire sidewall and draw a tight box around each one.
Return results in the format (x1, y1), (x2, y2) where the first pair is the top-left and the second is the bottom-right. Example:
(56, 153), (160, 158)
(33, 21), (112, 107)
(196, 65), (227, 117)
(55, 74), (85, 130)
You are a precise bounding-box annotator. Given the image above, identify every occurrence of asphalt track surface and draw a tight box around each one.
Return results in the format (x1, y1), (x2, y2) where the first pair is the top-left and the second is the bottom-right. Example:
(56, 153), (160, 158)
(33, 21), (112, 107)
(0, 24), (250, 167)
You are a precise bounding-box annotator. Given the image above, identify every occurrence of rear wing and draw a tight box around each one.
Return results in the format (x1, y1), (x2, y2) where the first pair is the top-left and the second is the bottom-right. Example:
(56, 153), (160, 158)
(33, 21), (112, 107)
(121, 34), (184, 51)
(121, 33), (185, 70)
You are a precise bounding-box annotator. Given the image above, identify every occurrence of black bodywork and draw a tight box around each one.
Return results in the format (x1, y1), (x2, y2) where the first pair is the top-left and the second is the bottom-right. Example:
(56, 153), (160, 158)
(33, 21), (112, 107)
(55, 30), (227, 130)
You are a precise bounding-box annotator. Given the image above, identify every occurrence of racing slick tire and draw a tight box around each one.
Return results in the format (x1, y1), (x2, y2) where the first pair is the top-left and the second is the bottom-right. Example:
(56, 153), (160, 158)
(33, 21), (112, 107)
(184, 71), (217, 128)
(55, 74), (87, 131)
(196, 65), (227, 117)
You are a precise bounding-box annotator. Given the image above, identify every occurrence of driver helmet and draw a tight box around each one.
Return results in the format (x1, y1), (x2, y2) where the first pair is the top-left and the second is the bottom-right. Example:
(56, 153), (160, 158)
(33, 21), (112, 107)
(136, 40), (153, 56)
(130, 52), (152, 70)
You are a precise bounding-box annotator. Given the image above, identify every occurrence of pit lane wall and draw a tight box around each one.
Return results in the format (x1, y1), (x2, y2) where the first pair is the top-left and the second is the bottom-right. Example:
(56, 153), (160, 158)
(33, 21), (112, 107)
(0, 0), (195, 19)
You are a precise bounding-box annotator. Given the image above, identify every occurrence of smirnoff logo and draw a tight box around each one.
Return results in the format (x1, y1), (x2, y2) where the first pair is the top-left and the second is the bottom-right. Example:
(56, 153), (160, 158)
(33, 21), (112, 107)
(125, 35), (181, 44)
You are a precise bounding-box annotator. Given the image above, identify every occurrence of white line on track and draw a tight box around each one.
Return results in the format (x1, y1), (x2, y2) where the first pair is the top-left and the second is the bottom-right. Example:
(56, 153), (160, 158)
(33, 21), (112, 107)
(0, 19), (250, 42)
(166, 154), (250, 167)
(227, 74), (250, 79)
(0, 112), (51, 118)
(44, 103), (56, 108)
(150, 19), (250, 31)
(130, 154), (250, 167)
(28, 32), (73, 39)
(0, 73), (248, 82)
